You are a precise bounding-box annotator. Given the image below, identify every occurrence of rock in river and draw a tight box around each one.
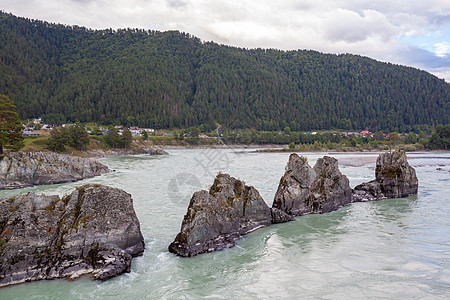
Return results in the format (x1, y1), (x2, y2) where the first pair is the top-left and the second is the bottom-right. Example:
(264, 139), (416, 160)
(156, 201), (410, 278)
(272, 154), (352, 217)
(169, 151), (417, 257)
(169, 174), (272, 257)
(0, 184), (144, 287)
(0, 151), (110, 190)
(352, 150), (418, 201)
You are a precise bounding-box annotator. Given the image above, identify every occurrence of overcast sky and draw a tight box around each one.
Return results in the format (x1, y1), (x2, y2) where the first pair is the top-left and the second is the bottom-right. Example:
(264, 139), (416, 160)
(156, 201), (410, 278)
(1, 0), (450, 81)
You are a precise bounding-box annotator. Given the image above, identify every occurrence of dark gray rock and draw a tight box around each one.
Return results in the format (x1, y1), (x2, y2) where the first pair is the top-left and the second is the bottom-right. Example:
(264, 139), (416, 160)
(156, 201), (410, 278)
(272, 154), (352, 218)
(145, 148), (169, 155)
(352, 150), (418, 201)
(375, 150), (418, 198)
(0, 152), (111, 190)
(169, 174), (272, 257)
(352, 180), (385, 202)
(0, 184), (144, 287)
(272, 154), (315, 216)
(271, 207), (295, 224)
(305, 156), (353, 213)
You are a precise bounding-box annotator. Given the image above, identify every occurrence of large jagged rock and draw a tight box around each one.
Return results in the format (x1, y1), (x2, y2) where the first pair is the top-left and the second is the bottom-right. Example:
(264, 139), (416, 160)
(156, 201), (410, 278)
(0, 152), (111, 190)
(306, 156), (353, 213)
(352, 150), (418, 201)
(0, 184), (144, 287)
(272, 154), (352, 218)
(169, 174), (272, 257)
(272, 154), (315, 216)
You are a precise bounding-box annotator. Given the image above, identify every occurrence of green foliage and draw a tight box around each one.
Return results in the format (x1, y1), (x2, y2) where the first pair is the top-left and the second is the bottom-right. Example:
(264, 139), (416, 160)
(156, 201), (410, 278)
(185, 127), (200, 145)
(288, 142), (295, 150)
(284, 127), (291, 135)
(0, 94), (24, 154)
(70, 123), (90, 150)
(103, 126), (133, 148)
(122, 127), (132, 148)
(48, 127), (68, 152)
(103, 127), (122, 148)
(90, 126), (103, 136)
(0, 12), (449, 132)
(47, 123), (90, 151)
(373, 131), (385, 141)
(427, 124), (450, 149)
(141, 130), (148, 140)
(405, 132), (417, 144)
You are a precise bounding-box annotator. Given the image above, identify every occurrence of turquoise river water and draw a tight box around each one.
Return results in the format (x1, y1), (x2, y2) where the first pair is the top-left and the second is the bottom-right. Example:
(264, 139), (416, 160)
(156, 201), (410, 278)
(0, 149), (449, 299)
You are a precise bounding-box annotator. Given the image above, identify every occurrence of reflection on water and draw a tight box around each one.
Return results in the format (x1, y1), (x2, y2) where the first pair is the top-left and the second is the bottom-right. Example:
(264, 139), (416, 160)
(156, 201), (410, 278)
(0, 150), (449, 299)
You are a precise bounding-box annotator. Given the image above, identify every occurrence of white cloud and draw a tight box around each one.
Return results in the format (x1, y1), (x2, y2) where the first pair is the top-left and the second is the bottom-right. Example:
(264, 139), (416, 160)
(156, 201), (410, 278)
(0, 0), (449, 81)
(434, 42), (450, 57)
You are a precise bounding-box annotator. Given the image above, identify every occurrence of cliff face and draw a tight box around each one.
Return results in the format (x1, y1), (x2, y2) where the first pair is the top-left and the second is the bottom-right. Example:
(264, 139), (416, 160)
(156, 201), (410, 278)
(0, 184), (145, 287)
(0, 152), (110, 189)
(169, 174), (272, 257)
(353, 150), (418, 201)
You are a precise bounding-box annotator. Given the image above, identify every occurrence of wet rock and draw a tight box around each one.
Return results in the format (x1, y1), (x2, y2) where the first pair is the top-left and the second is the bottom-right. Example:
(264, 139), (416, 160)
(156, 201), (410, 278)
(272, 154), (352, 218)
(0, 152), (110, 190)
(306, 156), (353, 213)
(0, 184), (144, 287)
(272, 154), (315, 216)
(352, 180), (385, 202)
(352, 150), (418, 201)
(271, 207), (295, 224)
(375, 150), (418, 198)
(169, 174), (272, 257)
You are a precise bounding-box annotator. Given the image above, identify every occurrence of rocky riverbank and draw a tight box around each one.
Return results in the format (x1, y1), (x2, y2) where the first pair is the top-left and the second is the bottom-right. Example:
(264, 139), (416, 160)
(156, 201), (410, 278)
(169, 150), (418, 257)
(86, 147), (168, 158)
(0, 152), (111, 190)
(0, 184), (145, 287)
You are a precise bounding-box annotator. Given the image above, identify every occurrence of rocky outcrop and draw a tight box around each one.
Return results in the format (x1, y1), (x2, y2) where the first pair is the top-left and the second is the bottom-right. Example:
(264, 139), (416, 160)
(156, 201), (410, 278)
(272, 154), (352, 217)
(170, 151), (418, 257)
(352, 150), (418, 201)
(272, 154), (315, 216)
(87, 148), (168, 158)
(0, 184), (144, 287)
(169, 174), (272, 257)
(0, 152), (110, 189)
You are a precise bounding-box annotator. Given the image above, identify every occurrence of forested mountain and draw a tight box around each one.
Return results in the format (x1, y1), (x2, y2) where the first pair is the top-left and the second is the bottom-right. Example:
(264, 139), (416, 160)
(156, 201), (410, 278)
(1, 11), (449, 132)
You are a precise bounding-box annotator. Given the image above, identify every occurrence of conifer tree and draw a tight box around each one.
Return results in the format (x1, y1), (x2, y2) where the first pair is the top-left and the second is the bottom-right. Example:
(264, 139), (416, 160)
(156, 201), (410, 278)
(0, 95), (24, 154)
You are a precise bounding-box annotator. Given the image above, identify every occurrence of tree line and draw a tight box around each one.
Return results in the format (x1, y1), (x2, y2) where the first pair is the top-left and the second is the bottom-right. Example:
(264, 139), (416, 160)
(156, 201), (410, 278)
(0, 11), (449, 134)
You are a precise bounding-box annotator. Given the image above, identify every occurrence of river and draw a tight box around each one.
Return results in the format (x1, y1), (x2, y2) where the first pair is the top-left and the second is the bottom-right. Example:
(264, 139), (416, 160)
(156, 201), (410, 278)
(1, 149), (449, 299)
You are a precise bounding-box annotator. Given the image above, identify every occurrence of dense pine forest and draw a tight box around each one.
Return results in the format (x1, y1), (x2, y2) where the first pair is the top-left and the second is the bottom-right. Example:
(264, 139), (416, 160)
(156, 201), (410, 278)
(0, 11), (449, 132)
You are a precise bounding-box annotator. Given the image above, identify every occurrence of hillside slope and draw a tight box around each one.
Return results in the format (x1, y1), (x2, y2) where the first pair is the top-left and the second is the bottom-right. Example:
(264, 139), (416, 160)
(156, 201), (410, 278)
(0, 11), (449, 131)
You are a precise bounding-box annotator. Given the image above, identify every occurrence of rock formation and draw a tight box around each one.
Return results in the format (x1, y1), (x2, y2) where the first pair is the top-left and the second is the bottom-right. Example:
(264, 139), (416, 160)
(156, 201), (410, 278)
(272, 154), (352, 217)
(0, 152), (110, 189)
(169, 174), (272, 257)
(352, 150), (418, 201)
(87, 147), (169, 158)
(272, 154), (315, 216)
(0, 184), (144, 287)
(170, 151), (418, 257)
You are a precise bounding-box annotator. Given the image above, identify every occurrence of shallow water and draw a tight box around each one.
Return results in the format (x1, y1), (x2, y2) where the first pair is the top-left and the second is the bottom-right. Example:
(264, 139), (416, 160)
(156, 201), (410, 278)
(1, 150), (449, 299)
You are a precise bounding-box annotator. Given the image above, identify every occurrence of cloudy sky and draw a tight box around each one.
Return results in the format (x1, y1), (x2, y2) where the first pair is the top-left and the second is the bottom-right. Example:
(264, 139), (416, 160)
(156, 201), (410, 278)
(1, 0), (450, 81)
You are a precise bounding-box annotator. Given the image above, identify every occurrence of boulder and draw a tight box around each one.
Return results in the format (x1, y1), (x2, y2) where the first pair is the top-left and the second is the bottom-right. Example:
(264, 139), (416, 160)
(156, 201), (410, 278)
(0, 184), (144, 287)
(169, 174), (272, 257)
(352, 180), (385, 202)
(272, 154), (352, 218)
(0, 152), (111, 190)
(352, 150), (418, 201)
